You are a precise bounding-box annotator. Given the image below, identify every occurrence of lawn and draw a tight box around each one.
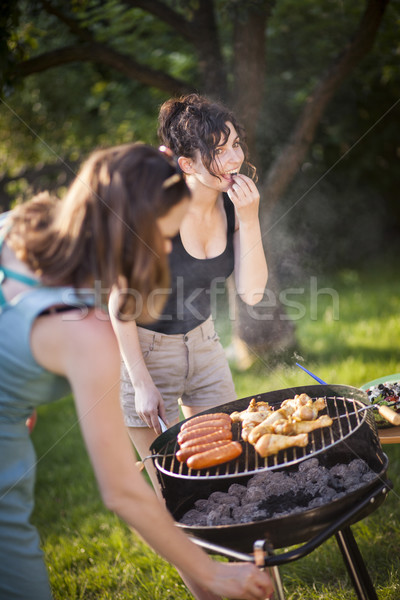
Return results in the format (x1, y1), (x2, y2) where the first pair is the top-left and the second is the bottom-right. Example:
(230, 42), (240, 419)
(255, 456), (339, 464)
(31, 262), (400, 599)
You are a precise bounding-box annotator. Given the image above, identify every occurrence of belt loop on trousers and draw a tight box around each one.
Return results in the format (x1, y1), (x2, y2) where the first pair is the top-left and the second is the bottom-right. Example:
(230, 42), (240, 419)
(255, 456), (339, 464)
(200, 316), (213, 341)
(149, 333), (157, 351)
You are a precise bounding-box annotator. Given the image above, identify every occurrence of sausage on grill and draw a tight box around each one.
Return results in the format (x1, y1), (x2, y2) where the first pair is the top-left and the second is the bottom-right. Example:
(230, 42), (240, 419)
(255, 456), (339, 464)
(179, 412), (231, 432)
(186, 441), (242, 470)
(178, 424), (230, 445)
(180, 417), (231, 435)
(179, 428), (232, 449)
(176, 439), (231, 463)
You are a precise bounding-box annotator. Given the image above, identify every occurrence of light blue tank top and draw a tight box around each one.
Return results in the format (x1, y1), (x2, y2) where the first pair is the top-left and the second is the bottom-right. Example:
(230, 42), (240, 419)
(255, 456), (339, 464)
(0, 213), (95, 599)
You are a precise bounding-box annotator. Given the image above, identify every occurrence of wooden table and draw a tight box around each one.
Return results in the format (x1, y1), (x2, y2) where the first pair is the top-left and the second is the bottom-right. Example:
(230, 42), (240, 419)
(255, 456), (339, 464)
(379, 427), (400, 444)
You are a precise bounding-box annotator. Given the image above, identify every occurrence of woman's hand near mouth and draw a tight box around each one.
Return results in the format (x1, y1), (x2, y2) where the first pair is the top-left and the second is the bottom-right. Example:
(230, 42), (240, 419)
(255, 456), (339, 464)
(227, 173), (260, 227)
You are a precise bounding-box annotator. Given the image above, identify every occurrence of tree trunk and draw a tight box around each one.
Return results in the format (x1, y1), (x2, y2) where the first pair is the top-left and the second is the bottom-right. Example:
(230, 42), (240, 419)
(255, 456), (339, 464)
(223, 1), (296, 369)
(191, 0), (228, 99)
(126, 0), (228, 100)
(230, 1), (275, 163)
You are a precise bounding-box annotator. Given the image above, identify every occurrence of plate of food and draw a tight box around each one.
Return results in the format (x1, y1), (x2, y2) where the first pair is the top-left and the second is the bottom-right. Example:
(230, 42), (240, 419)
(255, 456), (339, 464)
(360, 373), (400, 428)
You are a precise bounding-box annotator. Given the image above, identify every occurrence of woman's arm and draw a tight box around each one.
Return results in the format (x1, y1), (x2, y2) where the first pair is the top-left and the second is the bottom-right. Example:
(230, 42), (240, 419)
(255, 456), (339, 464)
(35, 311), (272, 600)
(228, 174), (268, 305)
(108, 288), (167, 433)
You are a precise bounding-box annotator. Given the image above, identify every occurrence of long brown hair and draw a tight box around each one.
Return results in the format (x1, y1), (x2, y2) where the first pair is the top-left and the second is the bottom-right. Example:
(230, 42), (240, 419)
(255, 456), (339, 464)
(158, 93), (257, 181)
(7, 143), (190, 318)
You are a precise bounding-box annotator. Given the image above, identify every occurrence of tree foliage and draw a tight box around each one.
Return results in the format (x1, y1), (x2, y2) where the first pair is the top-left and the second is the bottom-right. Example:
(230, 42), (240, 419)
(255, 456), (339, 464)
(1, 1), (397, 203)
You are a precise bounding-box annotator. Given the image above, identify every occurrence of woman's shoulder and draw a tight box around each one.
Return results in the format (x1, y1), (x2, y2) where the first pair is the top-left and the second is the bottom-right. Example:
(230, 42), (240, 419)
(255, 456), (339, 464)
(32, 307), (119, 378)
(57, 308), (115, 347)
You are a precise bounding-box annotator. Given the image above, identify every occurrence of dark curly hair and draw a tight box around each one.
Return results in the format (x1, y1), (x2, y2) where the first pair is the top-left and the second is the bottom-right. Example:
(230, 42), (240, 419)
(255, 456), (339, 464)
(158, 93), (256, 181)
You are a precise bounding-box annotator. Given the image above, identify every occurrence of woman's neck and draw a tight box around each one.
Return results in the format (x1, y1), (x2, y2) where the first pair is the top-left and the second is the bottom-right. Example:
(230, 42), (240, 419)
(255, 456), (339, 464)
(187, 181), (222, 217)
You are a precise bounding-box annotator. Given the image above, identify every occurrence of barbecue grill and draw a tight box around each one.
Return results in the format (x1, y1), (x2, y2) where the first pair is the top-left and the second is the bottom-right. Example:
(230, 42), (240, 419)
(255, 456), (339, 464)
(150, 385), (392, 600)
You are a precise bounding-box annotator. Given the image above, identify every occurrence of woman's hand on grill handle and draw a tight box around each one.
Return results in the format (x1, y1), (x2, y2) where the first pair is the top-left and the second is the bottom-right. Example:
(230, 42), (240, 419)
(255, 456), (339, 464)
(134, 380), (168, 434)
(208, 561), (274, 600)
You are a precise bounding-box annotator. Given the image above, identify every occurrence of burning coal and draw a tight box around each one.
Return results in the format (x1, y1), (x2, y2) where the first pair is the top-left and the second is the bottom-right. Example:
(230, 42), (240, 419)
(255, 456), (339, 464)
(180, 458), (376, 527)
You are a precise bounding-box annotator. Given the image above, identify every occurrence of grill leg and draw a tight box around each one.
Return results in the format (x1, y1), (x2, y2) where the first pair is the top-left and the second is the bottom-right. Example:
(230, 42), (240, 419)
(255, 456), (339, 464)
(269, 566), (286, 600)
(254, 541), (286, 600)
(335, 527), (378, 600)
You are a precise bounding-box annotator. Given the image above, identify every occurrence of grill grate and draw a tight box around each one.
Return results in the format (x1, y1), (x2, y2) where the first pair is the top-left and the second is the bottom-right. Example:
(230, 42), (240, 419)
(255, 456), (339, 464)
(152, 396), (368, 480)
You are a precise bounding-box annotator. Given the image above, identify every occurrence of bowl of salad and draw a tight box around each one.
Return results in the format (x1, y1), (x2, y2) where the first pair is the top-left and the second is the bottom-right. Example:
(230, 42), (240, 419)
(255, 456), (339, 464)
(360, 373), (400, 428)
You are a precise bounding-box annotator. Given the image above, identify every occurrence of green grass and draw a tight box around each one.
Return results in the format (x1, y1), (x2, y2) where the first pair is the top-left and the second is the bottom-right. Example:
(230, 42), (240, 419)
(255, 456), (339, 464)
(229, 265), (400, 396)
(31, 262), (400, 599)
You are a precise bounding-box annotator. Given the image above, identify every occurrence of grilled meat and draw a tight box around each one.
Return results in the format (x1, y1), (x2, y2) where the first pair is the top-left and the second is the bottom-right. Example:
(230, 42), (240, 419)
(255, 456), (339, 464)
(273, 414), (333, 435)
(240, 394), (332, 457)
(255, 433), (309, 458)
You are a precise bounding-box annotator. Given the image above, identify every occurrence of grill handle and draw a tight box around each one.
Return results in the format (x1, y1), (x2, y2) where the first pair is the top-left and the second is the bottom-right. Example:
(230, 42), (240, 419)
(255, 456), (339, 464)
(376, 404), (400, 426)
(190, 537), (254, 563)
(189, 479), (390, 567)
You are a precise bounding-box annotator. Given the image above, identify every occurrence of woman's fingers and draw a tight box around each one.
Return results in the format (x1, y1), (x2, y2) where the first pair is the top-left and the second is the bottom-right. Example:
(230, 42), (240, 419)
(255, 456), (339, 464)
(232, 174), (253, 193)
(210, 562), (274, 600)
(228, 175), (259, 206)
(135, 387), (166, 433)
(246, 565), (274, 600)
(227, 176), (260, 227)
(150, 411), (162, 434)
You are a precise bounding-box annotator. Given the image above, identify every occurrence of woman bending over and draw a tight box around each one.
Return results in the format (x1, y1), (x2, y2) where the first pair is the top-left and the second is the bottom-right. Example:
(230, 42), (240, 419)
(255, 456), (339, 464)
(0, 143), (272, 600)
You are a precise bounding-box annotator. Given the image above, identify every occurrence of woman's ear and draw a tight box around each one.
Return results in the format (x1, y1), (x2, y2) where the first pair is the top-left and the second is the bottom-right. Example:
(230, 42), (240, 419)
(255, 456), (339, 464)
(178, 156), (194, 175)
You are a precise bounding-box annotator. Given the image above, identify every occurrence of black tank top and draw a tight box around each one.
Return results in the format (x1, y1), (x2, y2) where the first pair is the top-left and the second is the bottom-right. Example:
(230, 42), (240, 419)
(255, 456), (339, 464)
(145, 194), (235, 334)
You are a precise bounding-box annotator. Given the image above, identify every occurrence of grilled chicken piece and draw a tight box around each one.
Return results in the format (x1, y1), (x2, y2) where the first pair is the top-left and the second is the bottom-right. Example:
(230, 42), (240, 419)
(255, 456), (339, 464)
(281, 393), (310, 407)
(260, 395), (314, 425)
(314, 396), (327, 410)
(293, 396), (327, 421)
(235, 394), (332, 457)
(243, 411), (272, 426)
(247, 396), (329, 444)
(248, 416), (283, 444)
(292, 404), (318, 421)
(271, 394), (327, 421)
(255, 433), (309, 458)
(240, 424), (253, 442)
(249, 413), (333, 444)
(240, 409), (274, 442)
(273, 414), (333, 435)
(247, 407), (293, 444)
(280, 394), (326, 420)
(230, 398), (258, 423)
(230, 398), (272, 424)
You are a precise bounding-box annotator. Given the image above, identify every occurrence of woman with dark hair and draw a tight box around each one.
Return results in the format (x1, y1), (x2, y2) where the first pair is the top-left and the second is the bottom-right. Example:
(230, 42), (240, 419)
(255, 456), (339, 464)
(0, 142), (272, 600)
(112, 95), (268, 491)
